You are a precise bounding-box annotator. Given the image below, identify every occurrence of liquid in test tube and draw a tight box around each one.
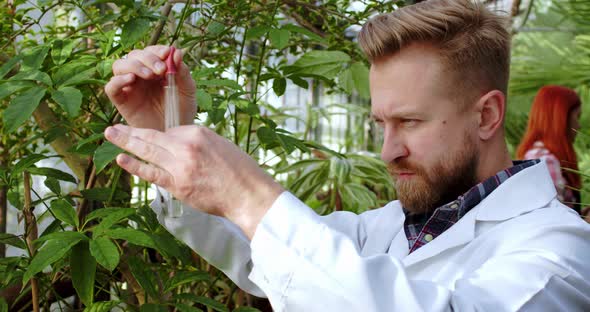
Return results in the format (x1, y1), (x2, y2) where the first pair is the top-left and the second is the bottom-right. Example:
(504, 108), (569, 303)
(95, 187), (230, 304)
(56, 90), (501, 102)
(164, 46), (183, 218)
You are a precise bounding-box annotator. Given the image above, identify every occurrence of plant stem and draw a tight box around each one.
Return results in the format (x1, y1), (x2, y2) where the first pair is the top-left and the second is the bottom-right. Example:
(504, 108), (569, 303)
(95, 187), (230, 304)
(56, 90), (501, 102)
(171, 0), (193, 45)
(232, 0), (252, 145)
(23, 171), (40, 312)
(149, 3), (173, 45)
(78, 164), (97, 224)
(246, 0), (280, 154)
(233, 26), (248, 145)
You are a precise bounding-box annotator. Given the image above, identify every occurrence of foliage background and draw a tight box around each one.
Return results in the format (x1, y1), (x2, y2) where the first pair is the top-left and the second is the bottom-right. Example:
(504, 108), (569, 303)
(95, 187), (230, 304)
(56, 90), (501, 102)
(0, 0), (588, 311)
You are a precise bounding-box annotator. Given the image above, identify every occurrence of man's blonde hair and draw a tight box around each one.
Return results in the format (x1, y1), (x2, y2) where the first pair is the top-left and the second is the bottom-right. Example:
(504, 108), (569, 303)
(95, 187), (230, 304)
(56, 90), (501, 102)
(358, 0), (511, 98)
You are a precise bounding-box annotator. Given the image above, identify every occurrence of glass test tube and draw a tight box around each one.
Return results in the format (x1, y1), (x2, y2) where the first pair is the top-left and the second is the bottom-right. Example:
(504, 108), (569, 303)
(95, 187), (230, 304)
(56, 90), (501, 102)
(164, 46), (183, 218)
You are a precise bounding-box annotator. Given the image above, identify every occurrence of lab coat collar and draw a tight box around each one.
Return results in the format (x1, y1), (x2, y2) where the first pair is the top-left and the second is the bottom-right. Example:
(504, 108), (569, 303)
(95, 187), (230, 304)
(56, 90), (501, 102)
(401, 160), (556, 266)
(475, 160), (556, 221)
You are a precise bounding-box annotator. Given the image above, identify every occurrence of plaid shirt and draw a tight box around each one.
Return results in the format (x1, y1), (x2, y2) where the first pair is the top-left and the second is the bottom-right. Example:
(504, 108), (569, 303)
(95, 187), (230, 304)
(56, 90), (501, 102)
(403, 160), (539, 253)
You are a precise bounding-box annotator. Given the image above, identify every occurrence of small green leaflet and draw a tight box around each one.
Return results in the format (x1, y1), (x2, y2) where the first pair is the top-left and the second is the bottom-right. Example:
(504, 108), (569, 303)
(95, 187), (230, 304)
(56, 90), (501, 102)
(94, 141), (124, 174)
(52, 87), (83, 117)
(3, 87), (47, 133)
(89, 236), (120, 271)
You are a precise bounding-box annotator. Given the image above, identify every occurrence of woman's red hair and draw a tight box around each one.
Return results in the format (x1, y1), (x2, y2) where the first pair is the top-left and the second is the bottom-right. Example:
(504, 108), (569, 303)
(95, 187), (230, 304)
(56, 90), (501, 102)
(516, 85), (581, 191)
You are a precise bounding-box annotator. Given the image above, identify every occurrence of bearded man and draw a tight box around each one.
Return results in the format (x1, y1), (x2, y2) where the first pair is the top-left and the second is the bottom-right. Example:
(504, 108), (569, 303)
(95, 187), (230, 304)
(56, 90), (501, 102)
(104, 0), (590, 310)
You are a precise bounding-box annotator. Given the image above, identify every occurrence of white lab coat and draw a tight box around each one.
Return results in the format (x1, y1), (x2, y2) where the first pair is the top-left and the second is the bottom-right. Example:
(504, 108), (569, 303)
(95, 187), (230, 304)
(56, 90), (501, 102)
(153, 161), (590, 311)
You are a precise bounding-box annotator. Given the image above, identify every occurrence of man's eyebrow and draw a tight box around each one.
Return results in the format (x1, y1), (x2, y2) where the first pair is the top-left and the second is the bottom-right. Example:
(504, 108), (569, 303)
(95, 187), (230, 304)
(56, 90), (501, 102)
(372, 109), (420, 121)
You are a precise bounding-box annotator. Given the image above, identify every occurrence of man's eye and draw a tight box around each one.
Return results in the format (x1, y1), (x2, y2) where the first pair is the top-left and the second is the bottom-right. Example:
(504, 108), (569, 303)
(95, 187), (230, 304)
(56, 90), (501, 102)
(402, 119), (419, 127)
(374, 120), (384, 127)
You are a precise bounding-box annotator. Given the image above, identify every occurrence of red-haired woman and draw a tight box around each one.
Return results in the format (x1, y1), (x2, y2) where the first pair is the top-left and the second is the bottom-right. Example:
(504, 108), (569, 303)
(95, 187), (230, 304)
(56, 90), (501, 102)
(517, 85), (582, 213)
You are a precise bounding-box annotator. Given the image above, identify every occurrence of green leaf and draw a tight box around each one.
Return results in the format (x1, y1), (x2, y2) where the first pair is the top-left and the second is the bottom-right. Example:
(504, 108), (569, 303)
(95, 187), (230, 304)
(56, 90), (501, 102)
(288, 75), (309, 89)
(35, 231), (89, 244)
(177, 294), (228, 312)
(23, 237), (84, 283)
(22, 45), (50, 70)
(73, 133), (104, 154)
(12, 154), (49, 177)
(289, 51), (350, 80)
(85, 207), (132, 223)
(94, 141), (124, 174)
(0, 55), (21, 79)
(128, 256), (158, 299)
(196, 89), (213, 110)
(245, 26), (268, 40)
(197, 79), (242, 90)
(0, 233), (27, 250)
(53, 64), (96, 87)
(9, 70), (52, 87)
(52, 87), (83, 117)
(50, 199), (79, 227)
(121, 18), (150, 47)
(3, 86), (47, 133)
(338, 68), (354, 94)
(7, 191), (21, 209)
(89, 236), (119, 272)
(275, 159), (326, 174)
(81, 187), (129, 201)
(44, 177), (61, 195)
(0, 80), (36, 101)
(28, 167), (77, 184)
(191, 67), (218, 79)
(71, 241), (96, 306)
(269, 29), (290, 50)
(175, 303), (203, 312)
(206, 21), (226, 37)
(277, 134), (300, 154)
(151, 232), (189, 261)
(51, 39), (75, 65)
(96, 59), (115, 78)
(39, 219), (63, 238)
(273, 78), (286, 97)
(0, 298), (7, 312)
(83, 301), (120, 312)
(60, 67), (96, 87)
(293, 50), (350, 68)
(256, 126), (279, 150)
(94, 208), (135, 233)
(282, 24), (325, 42)
(350, 62), (371, 99)
(164, 271), (210, 292)
(104, 228), (156, 249)
(140, 304), (167, 312)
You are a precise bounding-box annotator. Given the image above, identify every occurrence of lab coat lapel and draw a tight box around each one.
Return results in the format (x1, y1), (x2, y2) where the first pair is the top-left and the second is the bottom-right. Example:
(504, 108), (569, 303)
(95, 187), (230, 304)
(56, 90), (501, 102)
(402, 209), (476, 267)
(401, 160), (556, 267)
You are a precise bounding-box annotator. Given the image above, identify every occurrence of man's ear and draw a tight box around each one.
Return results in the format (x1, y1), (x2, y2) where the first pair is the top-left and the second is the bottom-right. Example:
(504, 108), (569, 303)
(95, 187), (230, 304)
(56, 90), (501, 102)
(475, 90), (505, 140)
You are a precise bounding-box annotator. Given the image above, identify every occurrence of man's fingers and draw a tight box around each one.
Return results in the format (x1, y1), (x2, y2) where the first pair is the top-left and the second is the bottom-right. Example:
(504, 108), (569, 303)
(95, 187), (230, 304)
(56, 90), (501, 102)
(144, 45), (170, 60)
(113, 58), (157, 79)
(105, 125), (176, 168)
(116, 154), (173, 188)
(105, 73), (135, 103)
(127, 49), (167, 75)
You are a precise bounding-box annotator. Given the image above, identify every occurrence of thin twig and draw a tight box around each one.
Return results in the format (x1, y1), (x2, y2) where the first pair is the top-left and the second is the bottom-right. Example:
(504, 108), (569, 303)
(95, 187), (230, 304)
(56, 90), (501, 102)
(149, 3), (174, 45)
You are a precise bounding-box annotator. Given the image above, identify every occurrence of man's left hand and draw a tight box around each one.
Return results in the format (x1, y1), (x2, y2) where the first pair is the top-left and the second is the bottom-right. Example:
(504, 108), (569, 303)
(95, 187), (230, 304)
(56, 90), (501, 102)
(104, 124), (284, 239)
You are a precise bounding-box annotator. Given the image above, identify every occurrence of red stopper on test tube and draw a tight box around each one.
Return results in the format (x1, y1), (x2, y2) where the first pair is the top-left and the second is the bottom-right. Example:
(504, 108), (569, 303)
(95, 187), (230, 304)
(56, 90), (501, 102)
(166, 46), (177, 74)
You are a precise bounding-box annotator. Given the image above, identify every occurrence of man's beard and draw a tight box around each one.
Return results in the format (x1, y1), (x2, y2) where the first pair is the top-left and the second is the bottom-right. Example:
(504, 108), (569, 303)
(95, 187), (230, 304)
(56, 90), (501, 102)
(387, 141), (479, 215)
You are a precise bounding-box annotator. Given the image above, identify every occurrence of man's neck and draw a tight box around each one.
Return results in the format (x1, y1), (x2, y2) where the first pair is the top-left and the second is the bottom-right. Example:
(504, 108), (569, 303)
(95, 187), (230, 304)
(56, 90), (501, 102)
(476, 141), (513, 183)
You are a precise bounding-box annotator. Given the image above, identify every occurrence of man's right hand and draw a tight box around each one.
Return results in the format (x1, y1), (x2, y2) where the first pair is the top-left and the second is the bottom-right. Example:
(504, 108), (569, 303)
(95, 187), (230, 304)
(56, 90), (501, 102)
(105, 45), (197, 130)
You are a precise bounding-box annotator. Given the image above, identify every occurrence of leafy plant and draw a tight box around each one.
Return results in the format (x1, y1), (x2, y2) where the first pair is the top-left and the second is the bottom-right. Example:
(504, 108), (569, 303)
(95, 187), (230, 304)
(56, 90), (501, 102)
(0, 0), (398, 310)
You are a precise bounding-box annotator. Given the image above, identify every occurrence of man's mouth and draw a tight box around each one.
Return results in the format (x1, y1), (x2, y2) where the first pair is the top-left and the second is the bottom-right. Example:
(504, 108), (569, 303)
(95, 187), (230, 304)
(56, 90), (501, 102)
(393, 171), (415, 179)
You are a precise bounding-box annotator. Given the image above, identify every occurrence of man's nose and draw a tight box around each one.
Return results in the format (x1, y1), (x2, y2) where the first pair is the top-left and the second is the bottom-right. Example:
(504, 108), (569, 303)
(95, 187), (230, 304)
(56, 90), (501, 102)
(380, 131), (408, 164)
